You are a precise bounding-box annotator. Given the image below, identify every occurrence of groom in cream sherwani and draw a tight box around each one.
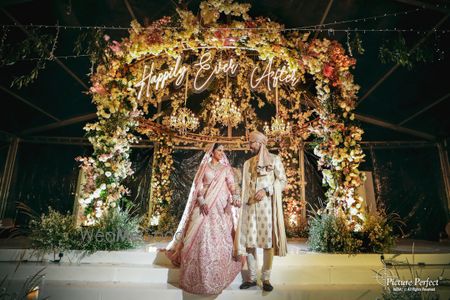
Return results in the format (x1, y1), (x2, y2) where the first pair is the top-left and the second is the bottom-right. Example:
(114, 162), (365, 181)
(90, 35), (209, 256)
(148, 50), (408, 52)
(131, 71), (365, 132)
(235, 130), (288, 292)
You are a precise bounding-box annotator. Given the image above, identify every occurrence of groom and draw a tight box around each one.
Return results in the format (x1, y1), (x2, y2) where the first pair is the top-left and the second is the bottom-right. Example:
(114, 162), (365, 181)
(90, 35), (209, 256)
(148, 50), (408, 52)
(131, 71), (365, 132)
(235, 130), (288, 292)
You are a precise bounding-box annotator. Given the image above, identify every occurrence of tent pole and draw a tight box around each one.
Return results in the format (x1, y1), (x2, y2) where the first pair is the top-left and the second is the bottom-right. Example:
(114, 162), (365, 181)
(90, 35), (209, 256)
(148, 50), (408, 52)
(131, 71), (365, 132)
(0, 138), (19, 219)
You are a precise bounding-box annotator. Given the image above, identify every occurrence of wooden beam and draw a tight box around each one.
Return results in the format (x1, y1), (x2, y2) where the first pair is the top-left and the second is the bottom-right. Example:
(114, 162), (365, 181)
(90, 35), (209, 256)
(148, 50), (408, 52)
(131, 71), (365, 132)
(357, 14), (449, 106)
(392, 0), (450, 14)
(0, 85), (60, 122)
(437, 141), (450, 216)
(355, 113), (435, 140)
(398, 92), (450, 125)
(313, 0), (334, 39)
(123, 0), (137, 20)
(21, 112), (96, 135)
(1, 8), (89, 91)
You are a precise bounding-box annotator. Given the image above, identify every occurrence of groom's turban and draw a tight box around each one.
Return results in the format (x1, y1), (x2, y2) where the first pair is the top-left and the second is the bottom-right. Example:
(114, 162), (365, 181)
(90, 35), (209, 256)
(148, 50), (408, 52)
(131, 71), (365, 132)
(249, 131), (268, 145)
(249, 131), (273, 175)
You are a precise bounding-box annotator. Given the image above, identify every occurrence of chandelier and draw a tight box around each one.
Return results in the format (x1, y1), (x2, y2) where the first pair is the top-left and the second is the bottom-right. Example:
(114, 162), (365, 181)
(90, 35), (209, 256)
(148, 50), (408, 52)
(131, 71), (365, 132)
(210, 74), (242, 128)
(263, 84), (291, 139)
(169, 107), (199, 135)
(169, 72), (199, 135)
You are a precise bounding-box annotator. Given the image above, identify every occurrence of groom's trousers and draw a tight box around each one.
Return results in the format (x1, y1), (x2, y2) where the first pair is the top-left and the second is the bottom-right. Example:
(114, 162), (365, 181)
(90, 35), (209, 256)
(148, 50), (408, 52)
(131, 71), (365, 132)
(246, 247), (274, 282)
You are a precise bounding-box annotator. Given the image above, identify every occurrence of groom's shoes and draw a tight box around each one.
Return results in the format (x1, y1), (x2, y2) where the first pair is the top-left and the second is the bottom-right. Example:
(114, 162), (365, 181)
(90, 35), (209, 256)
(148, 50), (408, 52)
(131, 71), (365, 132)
(262, 280), (274, 292)
(239, 281), (257, 289)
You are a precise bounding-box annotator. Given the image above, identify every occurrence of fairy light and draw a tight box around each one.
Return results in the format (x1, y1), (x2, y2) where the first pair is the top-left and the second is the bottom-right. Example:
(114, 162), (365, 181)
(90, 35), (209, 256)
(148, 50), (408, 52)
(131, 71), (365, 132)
(2, 6), (448, 34)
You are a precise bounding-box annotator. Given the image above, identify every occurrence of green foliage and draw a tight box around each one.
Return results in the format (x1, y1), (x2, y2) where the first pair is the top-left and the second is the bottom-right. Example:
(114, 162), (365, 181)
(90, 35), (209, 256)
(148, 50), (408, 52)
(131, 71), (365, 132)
(29, 207), (77, 256)
(308, 213), (362, 253)
(0, 266), (47, 300)
(29, 206), (143, 255)
(379, 35), (432, 70)
(0, 28), (56, 88)
(308, 210), (396, 253)
(74, 28), (109, 70)
(382, 290), (439, 300)
(155, 211), (179, 237)
(285, 217), (309, 238)
(361, 211), (395, 253)
(75, 207), (143, 253)
(350, 32), (365, 55)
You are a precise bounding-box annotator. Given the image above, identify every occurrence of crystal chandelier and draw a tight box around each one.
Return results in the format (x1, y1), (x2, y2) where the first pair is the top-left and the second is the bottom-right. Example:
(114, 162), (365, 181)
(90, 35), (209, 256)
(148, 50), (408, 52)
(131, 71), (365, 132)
(169, 72), (199, 135)
(210, 74), (242, 128)
(263, 84), (291, 139)
(169, 107), (199, 135)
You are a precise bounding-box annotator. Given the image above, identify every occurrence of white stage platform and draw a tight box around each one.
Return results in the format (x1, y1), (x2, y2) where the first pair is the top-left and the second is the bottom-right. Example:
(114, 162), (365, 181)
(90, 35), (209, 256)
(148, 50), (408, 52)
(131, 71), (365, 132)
(0, 238), (449, 299)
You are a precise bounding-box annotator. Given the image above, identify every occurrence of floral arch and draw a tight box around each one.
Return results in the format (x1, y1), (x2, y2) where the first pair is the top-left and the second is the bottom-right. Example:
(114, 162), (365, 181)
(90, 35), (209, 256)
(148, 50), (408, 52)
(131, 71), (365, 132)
(77, 0), (366, 231)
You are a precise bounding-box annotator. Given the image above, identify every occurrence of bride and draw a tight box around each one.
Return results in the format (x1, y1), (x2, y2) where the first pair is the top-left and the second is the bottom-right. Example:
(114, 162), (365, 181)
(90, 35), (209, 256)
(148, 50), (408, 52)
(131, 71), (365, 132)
(165, 143), (243, 295)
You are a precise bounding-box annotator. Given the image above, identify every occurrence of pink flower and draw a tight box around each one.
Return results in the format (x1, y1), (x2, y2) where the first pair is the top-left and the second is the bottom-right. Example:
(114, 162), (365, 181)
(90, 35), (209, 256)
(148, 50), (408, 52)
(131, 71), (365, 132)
(90, 82), (107, 95)
(323, 64), (334, 78)
(109, 40), (122, 53)
(103, 34), (110, 42)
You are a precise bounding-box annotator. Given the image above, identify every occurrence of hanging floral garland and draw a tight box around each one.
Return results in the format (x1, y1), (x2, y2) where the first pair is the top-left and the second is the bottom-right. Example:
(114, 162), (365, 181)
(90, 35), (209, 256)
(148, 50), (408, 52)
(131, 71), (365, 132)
(77, 0), (365, 229)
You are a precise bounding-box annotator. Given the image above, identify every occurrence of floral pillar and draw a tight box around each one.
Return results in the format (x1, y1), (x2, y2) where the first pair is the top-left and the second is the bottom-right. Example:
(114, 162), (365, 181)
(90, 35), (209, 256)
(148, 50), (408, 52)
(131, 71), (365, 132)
(279, 139), (306, 228)
(147, 134), (174, 224)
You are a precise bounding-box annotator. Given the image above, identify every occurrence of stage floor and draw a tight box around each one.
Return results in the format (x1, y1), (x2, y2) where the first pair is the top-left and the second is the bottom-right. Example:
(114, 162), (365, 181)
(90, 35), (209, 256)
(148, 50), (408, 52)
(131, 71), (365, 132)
(2, 236), (450, 253)
(0, 237), (449, 299)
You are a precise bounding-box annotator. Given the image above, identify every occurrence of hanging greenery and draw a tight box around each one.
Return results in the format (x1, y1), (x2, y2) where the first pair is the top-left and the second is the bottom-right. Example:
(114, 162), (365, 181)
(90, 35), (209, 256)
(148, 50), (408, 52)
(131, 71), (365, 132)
(1, 28), (57, 88)
(379, 34), (433, 70)
(74, 28), (110, 73)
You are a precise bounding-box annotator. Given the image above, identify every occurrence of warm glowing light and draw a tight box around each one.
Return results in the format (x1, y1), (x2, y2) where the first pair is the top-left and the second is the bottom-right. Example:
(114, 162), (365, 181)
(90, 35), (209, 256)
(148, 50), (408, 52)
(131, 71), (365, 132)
(169, 107), (199, 134)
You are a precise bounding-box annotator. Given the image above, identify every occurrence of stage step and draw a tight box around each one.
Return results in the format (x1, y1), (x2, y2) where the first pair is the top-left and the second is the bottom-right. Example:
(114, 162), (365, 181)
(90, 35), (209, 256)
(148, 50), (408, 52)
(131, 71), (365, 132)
(0, 248), (449, 286)
(7, 280), (390, 300)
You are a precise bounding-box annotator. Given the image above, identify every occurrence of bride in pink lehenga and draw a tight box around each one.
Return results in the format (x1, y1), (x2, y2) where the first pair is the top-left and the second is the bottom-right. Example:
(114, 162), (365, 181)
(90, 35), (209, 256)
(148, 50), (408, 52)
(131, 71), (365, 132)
(165, 143), (243, 295)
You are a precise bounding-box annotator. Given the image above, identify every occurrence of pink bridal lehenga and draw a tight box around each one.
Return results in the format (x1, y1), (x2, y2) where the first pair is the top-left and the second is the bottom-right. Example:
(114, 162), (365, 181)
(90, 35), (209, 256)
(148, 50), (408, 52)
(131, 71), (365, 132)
(165, 145), (242, 295)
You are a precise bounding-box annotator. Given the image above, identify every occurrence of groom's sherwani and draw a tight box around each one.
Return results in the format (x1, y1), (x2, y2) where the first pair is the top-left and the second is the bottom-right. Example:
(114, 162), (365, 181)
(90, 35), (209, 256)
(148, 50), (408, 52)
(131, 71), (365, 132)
(235, 152), (288, 257)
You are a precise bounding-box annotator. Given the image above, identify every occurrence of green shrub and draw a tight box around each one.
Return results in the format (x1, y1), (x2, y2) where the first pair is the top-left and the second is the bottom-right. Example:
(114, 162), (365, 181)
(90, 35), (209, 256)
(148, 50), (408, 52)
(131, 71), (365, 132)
(74, 208), (143, 253)
(285, 217), (309, 238)
(308, 209), (396, 253)
(29, 206), (143, 255)
(308, 213), (362, 253)
(155, 211), (179, 237)
(29, 207), (77, 257)
(361, 211), (395, 253)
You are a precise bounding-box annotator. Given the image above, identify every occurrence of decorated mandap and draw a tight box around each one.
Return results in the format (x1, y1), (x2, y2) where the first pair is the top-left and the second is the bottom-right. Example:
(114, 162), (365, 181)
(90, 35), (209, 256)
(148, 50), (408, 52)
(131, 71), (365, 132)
(77, 0), (366, 233)
(1, 0), (449, 298)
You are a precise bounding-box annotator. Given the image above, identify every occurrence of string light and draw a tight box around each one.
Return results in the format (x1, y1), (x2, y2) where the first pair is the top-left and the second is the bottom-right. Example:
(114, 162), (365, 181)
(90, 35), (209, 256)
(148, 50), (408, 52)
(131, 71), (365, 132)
(48, 22), (60, 60)
(2, 7), (448, 35)
(2, 22), (448, 34)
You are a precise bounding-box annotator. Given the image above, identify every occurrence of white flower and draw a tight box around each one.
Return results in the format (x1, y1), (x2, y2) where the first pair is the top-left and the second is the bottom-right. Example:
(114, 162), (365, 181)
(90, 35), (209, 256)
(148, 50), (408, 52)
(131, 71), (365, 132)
(150, 214), (160, 226)
(105, 171), (112, 177)
(100, 183), (107, 190)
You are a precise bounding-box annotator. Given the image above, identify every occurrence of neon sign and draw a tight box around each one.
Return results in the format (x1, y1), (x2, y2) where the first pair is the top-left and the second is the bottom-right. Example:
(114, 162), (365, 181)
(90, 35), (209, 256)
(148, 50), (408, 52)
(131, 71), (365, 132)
(135, 51), (300, 100)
